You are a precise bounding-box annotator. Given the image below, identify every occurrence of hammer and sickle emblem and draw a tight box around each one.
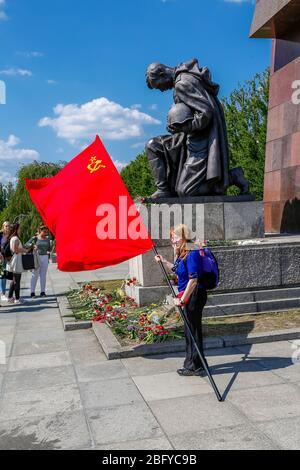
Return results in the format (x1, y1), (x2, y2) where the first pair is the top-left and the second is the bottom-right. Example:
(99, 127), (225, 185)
(87, 156), (106, 174)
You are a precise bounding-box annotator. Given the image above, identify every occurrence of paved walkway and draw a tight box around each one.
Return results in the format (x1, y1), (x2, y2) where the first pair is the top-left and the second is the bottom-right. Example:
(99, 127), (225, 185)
(0, 264), (300, 449)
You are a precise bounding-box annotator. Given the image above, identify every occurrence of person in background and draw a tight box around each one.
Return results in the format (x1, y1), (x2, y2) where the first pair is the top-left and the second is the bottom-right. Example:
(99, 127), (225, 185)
(155, 224), (208, 376)
(26, 225), (53, 298)
(7, 223), (30, 305)
(0, 221), (11, 302)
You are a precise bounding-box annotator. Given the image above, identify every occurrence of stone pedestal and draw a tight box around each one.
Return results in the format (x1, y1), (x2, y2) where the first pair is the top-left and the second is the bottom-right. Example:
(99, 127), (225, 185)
(138, 198), (264, 242)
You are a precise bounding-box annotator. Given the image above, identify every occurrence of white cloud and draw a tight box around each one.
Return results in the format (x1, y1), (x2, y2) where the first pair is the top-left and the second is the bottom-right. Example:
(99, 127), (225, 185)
(131, 104), (142, 110)
(0, 135), (39, 161)
(0, 0), (7, 20)
(46, 79), (58, 85)
(113, 159), (128, 172)
(39, 97), (161, 144)
(149, 104), (157, 111)
(131, 141), (146, 149)
(0, 68), (32, 77)
(0, 170), (16, 184)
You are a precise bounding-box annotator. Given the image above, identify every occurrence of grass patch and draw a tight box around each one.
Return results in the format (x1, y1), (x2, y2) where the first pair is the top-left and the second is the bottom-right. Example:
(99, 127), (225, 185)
(203, 309), (300, 337)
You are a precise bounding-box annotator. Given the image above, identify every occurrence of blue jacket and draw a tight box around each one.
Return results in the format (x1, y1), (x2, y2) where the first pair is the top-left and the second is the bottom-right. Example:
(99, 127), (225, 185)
(172, 250), (204, 292)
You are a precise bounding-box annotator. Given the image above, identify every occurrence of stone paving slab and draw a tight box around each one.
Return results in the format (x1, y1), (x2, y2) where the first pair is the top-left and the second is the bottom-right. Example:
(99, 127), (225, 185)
(75, 360), (129, 383)
(133, 372), (212, 402)
(121, 353), (186, 377)
(70, 345), (107, 366)
(13, 328), (66, 343)
(96, 436), (173, 450)
(204, 361), (286, 393)
(65, 329), (101, 350)
(169, 424), (278, 450)
(0, 325), (15, 335)
(257, 416), (300, 450)
(227, 383), (300, 422)
(86, 403), (164, 447)
(8, 350), (72, 372)
(79, 377), (144, 409)
(4, 365), (77, 393)
(0, 410), (91, 450)
(12, 339), (67, 357)
(149, 394), (246, 435)
(0, 384), (82, 421)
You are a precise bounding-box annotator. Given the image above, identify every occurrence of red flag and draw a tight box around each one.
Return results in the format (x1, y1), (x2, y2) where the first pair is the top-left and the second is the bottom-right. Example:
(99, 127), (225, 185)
(26, 136), (154, 271)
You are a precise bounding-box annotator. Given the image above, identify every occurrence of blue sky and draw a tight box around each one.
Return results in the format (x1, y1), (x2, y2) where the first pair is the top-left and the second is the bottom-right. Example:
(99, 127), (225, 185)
(0, 0), (270, 183)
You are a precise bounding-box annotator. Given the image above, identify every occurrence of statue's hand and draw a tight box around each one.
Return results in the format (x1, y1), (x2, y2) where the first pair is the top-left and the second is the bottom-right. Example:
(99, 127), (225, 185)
(167, 124), (178, 134)
(167, 121), (193, 135)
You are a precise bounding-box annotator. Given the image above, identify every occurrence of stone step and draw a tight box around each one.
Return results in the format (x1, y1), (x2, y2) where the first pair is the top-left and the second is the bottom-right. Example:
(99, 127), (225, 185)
(166, 286), (300, 316)
(207, 286), (300, 305)
(203, 297), (300, 317)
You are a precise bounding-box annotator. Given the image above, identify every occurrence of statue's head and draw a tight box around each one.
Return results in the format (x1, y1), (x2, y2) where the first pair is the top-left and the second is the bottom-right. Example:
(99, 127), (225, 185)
(146, 63), (174, 92)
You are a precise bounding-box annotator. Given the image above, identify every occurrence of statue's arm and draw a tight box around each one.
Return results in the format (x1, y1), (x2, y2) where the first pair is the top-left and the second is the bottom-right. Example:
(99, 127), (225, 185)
(173, 80), (213, 134)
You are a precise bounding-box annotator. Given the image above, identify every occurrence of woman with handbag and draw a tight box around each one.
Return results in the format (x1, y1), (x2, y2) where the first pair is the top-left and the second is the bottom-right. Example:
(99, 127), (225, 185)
(7, 223), (30, 305)
(154, 224), (208, 377)
(0, 221), (11, 302)
(26, 225), (53, 298)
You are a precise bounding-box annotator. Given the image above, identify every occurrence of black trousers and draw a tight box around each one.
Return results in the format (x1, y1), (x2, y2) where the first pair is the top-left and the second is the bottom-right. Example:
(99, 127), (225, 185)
(8, 273), (22, 300)
(183, 287), (208, 371)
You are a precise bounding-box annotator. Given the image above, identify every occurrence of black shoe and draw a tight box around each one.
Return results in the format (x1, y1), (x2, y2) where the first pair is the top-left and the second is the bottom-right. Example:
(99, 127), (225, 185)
(177, 367), (206, 377)
(40, 292), (46, 297)
(150, 189), (173, 199)
(194, 367), (207, 377)
(31, 293), (36, 298)
(177, 368), (195, 376)
(229, 167), (250, 195)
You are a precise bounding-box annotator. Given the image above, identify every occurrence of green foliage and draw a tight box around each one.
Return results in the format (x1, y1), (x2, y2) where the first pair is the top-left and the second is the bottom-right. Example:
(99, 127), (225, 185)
(121, 153), (156, 199)
(0, 161), (65, 242)
(0, 182), (15, 213)
(223, 69), (270, 199)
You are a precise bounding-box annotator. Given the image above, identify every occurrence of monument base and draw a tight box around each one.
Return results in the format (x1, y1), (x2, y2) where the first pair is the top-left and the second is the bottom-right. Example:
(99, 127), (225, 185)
(144, 194), (255, 204)
(128, 236), (300, 309)
(139, 200), (264, 241)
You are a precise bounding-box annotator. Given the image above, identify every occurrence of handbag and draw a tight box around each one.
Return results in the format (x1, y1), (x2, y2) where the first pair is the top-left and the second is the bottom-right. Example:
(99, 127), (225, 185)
(4, 270), (13, 280)
(22, 253), (36, 270)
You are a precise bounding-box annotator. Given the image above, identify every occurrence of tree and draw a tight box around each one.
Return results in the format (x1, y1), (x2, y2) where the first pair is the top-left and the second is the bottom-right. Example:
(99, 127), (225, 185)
(0, 161), (65, 242)
(0, 183), (6, 212)
(223, 69), (269, 199)
(121, 153), (156, 199)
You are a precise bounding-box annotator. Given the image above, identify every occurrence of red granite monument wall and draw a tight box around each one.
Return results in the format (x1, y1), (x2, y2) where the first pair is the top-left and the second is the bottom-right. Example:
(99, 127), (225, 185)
(264, 39), (300, 233)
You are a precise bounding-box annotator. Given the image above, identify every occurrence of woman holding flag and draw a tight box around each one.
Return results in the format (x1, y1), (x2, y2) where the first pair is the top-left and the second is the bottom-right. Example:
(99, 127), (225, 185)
(155, 224), (208, 377)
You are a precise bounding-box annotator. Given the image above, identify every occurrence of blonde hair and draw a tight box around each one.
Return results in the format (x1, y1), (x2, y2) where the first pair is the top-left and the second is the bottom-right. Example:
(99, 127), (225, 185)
(2, 221), (10, 231)
(170, 224), (192, 260)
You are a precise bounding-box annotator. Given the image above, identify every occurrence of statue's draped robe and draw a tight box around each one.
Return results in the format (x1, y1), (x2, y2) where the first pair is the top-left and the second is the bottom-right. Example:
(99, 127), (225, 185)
(150, 59), (230, 197)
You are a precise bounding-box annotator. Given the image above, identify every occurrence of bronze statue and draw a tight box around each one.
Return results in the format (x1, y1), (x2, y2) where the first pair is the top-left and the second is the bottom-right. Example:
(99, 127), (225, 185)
(145, 58), (250, 199)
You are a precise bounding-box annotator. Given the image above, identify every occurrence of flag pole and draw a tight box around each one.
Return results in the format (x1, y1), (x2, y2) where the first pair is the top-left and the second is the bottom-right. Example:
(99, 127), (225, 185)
(152, 245), (223, 402)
